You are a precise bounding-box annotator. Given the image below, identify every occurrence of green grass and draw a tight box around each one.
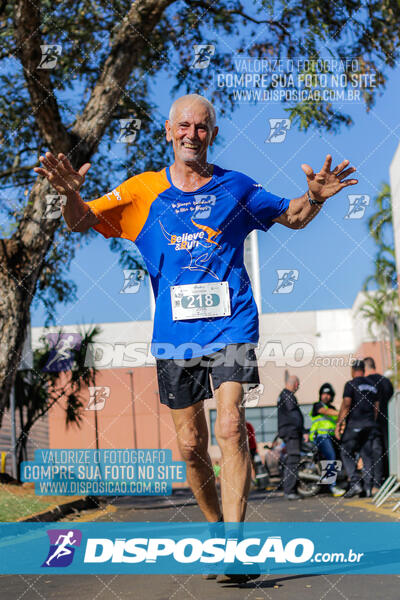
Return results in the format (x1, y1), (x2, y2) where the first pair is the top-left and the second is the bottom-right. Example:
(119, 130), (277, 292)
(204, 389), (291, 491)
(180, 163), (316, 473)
(0, 486), (56, 521)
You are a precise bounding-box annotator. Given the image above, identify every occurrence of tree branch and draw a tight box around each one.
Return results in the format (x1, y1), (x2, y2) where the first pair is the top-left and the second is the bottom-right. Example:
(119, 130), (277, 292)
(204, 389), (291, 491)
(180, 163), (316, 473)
(187, 0), (289, 34)
(0, 163), (37, 179)
(13, 0), (71, 151)
(73, 0), (176, 155)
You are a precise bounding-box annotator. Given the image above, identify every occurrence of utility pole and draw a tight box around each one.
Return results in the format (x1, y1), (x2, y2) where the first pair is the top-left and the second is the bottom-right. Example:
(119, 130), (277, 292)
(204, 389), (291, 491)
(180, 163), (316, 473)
(10, 384), (17, 480)
(149, 276), (156, 320)
(127, 371), (138, 449)
(155, 390), (161, 449)
(94, 404), (99, 450)
(244, 230), (262, 313)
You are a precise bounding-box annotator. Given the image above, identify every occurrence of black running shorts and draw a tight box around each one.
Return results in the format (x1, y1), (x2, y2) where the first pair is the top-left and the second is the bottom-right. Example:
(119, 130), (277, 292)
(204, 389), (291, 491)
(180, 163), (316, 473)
(156, 343), (260, 409)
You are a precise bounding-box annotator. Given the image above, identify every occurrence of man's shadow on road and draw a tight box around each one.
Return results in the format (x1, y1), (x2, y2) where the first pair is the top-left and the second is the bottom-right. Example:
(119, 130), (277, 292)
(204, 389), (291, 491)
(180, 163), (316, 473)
(218, 573), (319, 588)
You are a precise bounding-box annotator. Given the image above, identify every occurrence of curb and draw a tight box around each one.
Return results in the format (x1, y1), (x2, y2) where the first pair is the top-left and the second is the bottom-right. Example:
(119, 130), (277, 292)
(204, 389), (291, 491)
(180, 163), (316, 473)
(18, 496), (103, 523)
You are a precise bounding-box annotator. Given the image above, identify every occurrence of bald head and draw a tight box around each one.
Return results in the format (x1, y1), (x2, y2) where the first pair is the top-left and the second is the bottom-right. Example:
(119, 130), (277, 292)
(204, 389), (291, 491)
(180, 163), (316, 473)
(169, 94), (216, 129)
(286, 375), (300, 393)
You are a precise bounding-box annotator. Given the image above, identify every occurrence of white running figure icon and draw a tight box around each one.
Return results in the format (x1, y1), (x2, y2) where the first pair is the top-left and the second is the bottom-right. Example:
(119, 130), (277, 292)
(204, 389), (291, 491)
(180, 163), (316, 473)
(46, 531), (76, 566)
(46, 334), (77, 370)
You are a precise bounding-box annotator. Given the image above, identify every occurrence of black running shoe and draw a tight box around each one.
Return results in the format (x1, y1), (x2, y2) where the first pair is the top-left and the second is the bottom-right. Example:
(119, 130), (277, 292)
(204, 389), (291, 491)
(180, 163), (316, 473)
(343, 484), (363, 498)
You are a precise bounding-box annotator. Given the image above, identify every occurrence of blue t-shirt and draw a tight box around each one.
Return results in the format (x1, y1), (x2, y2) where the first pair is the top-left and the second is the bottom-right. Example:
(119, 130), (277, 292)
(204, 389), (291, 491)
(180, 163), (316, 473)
(87, 164), (290, 359)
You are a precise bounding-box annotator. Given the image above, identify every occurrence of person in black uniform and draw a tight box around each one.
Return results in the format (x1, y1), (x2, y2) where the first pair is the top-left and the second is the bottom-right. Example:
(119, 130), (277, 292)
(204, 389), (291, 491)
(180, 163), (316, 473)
(364, 356), (394, 485)
(335, 360), (380, 498)
(277, 375), (304, 500)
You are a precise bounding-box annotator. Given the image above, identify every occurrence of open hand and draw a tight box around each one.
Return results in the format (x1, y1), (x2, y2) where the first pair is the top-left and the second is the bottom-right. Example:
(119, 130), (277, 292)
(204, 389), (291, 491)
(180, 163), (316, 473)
(34, 152), (91, 195)
(301, 155), (358, 203)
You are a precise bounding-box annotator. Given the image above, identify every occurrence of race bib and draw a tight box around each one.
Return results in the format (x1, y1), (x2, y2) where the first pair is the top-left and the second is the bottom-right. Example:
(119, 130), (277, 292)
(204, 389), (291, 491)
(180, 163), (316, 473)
(170, 282), (231, 321)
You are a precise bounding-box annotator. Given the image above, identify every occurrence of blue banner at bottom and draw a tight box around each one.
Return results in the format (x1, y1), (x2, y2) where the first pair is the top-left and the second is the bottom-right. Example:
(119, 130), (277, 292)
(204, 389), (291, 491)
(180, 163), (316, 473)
(0, 522), (399, 574)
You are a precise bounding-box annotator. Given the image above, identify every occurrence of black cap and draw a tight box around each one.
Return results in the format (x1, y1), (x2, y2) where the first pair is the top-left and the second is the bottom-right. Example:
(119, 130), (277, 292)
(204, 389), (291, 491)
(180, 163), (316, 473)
(319, 382), (335, 400)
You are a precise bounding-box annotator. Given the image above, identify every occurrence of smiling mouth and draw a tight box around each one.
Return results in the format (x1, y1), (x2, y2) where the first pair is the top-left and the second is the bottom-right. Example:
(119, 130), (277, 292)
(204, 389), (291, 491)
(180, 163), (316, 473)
(182, 142), (199, 150)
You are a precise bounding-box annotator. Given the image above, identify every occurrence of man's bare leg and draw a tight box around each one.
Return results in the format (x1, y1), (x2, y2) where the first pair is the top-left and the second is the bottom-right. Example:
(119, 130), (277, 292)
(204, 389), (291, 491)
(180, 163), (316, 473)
(171, 401), (222, 521)
(214, 381), (251, 522)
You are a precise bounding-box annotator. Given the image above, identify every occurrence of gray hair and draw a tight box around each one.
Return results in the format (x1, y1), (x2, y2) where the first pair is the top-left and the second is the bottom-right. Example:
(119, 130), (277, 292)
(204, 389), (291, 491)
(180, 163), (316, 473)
(287, 375), (299, 387)
(168, 94), (216, 129)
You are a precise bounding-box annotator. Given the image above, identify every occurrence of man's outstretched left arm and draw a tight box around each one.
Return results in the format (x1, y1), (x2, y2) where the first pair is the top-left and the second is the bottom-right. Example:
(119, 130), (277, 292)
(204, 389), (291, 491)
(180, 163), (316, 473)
(274, 154), (358, 230)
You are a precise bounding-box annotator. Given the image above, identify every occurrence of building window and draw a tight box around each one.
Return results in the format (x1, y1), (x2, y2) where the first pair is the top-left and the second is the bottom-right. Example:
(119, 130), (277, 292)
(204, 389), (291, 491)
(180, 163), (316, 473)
(209, 405), (313, 445)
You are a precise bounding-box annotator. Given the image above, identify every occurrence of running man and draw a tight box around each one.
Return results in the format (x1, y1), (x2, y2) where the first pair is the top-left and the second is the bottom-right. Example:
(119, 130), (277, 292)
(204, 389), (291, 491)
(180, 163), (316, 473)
(45, 333), (77, 370)
(45, 531), (76, 566)
(34, 92), (357, 549)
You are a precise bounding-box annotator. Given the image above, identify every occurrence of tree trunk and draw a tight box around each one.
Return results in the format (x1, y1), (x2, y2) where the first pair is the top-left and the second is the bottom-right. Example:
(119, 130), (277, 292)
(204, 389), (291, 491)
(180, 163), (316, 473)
(0, 0), (176, 427)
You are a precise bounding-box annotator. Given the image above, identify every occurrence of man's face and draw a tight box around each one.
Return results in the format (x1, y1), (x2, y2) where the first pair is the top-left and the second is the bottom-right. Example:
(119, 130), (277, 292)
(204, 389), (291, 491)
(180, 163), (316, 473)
(321, 392), (332, 404)
(165, 101), (218, 164)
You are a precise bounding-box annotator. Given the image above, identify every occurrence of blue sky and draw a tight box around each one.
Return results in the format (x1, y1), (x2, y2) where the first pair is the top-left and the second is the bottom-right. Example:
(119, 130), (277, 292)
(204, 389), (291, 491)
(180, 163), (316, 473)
(31, 64), (400, 327)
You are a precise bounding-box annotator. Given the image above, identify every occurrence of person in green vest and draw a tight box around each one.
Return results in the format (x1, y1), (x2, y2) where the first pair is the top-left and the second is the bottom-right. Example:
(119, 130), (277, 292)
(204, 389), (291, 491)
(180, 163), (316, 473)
(310, 383), (345, 497)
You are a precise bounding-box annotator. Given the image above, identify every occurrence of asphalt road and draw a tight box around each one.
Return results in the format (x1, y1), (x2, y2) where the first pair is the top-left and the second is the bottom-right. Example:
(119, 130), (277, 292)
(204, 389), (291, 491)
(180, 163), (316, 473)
(1, 490), (400, 600)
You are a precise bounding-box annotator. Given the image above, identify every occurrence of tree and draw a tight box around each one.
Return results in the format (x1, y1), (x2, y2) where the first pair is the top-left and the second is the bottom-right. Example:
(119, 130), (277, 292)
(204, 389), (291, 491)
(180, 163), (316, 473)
(358, 287), (399, 378)
(12, 326), (100, 480)
(1, 0), (400, 424)
(361, 182), (398, 380)
(364, 183), (396, 291)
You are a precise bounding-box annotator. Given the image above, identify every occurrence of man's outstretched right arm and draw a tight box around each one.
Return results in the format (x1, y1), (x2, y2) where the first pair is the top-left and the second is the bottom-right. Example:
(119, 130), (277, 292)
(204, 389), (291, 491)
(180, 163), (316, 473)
(60, 189), (98, 232)
(34, 151), (98, 232)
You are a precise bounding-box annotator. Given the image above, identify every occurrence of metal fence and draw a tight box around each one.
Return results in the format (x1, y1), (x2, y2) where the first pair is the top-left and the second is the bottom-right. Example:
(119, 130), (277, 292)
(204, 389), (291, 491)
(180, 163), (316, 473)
(373, 391), (400, 510)
(388, 391), (400, 478)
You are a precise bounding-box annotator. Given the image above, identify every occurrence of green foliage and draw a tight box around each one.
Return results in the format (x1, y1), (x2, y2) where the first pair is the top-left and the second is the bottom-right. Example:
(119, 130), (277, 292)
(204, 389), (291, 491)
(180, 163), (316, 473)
(363, 183), (396, 291)
(359, 287), (399, 340)
(360, 181), (398, 376)
(12, 326), (100, 476)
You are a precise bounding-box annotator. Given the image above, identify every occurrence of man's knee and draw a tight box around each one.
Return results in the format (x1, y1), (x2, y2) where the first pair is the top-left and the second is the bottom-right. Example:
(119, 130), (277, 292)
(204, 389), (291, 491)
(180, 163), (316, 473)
(215, 412), (244, 446)
(177, 429), (208, 464)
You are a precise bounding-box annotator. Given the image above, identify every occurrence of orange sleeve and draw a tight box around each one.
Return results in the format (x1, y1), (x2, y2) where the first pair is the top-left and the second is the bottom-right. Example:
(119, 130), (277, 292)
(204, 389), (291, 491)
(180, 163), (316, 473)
(86, 170), (169, 242)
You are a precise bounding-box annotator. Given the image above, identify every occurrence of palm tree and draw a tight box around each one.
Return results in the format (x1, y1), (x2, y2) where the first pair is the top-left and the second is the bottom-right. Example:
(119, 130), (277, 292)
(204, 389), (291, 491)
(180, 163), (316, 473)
(361, 183), (399, 383)
(364, 183), (396, 291)
(358, 287), (399, 380)
(11, 326), (100, 480)
(367, 183), (392, 244)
